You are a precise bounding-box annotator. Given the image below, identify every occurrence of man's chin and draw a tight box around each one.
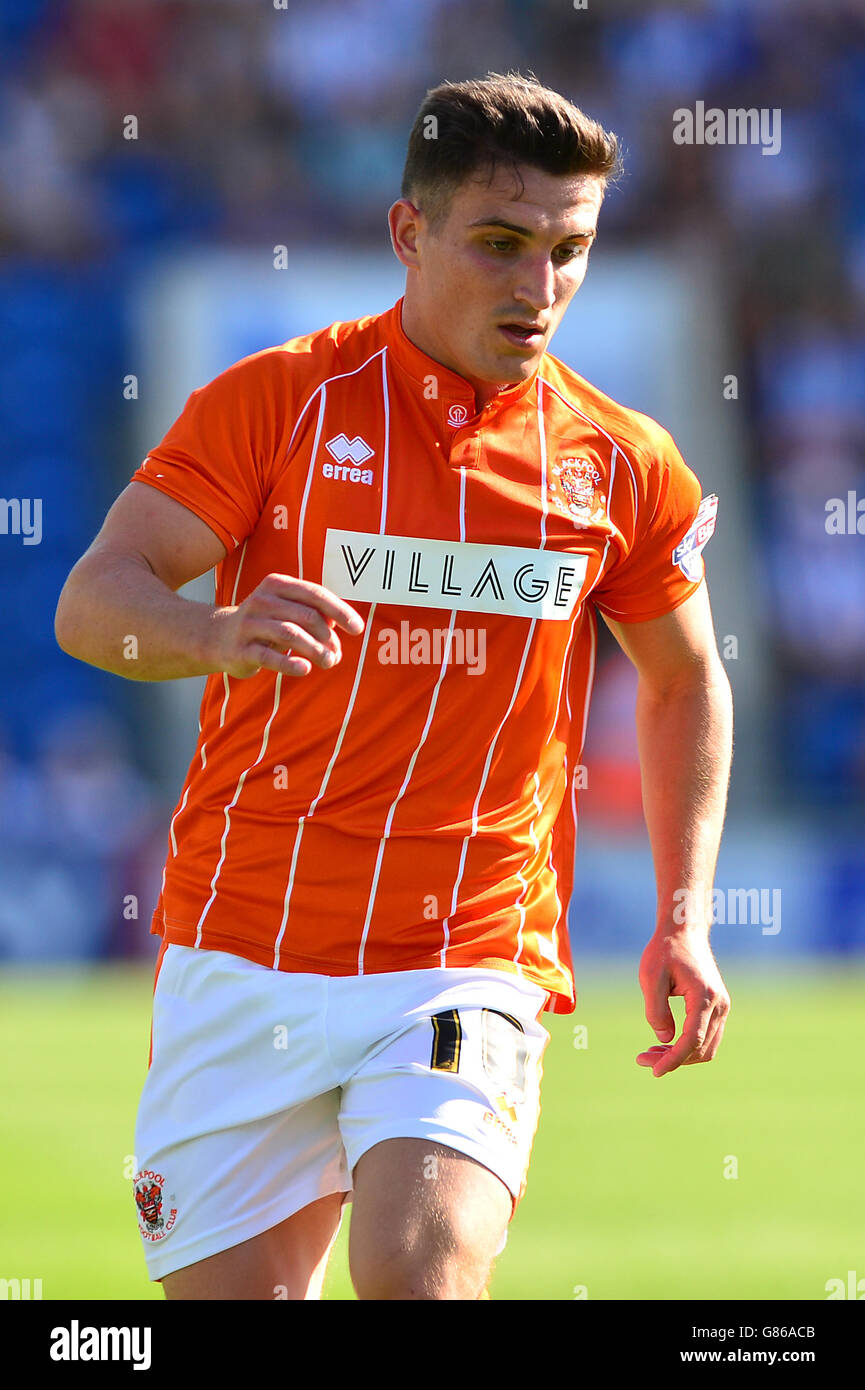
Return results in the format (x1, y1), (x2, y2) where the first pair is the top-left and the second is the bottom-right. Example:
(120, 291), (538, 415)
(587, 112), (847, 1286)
(460, 345), (544, 403)
(497, 334), (549, 366)
(489, 352), (541, 386)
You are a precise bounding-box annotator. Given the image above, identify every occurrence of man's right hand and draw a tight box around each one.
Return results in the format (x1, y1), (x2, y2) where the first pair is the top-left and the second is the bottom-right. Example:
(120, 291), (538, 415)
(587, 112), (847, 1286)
(55, 485), (367, 684)
(208, 573), (366, 679)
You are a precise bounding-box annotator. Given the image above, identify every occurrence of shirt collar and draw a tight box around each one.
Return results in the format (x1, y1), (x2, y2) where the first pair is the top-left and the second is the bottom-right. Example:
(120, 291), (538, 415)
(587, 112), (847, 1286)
(383, 296), (541, 422)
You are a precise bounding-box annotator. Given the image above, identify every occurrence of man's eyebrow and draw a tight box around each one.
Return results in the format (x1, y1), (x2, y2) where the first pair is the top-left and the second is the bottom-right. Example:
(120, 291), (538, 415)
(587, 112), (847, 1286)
(467, 217), (596, 239)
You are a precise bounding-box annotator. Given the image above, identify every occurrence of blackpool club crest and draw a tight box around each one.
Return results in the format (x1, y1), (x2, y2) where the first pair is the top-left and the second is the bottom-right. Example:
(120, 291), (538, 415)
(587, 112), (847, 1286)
(134, 1168), (178, 1242)
(549, 457), (607, 528)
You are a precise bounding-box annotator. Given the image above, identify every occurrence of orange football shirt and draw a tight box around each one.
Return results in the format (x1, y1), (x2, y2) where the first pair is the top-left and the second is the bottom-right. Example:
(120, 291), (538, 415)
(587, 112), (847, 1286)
(131, 296), (715, 1014)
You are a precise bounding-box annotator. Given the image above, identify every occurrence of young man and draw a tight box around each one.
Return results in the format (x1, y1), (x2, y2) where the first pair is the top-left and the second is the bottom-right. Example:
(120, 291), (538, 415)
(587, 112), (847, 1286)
(55, 72), (733, 1301)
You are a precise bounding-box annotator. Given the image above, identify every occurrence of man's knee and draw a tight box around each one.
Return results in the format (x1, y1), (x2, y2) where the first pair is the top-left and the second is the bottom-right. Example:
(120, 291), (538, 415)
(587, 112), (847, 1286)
(348, 1138), (511, 1299)
(352, 1223), (493, 1300)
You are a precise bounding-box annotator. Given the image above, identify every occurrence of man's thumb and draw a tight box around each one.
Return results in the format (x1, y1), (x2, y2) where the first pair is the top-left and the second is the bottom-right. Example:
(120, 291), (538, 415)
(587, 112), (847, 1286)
(646, 994), (676, 1042)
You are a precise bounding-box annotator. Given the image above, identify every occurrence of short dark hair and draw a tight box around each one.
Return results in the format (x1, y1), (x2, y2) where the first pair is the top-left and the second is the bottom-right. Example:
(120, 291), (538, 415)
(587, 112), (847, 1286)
(401, 71), (622, 227)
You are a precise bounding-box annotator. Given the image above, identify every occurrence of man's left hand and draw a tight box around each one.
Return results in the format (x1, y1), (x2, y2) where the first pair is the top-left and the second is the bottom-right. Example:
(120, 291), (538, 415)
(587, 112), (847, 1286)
(636, 929), (730, 1077)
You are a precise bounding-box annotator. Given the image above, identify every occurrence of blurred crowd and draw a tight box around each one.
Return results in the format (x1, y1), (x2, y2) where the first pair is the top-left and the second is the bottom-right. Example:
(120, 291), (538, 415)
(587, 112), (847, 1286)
(0, 707), (164, 961)
(0, 0), (863, 958)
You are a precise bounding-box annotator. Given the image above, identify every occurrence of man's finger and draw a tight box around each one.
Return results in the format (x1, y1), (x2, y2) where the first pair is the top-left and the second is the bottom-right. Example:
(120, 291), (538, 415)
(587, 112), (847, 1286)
(263, 575), (365, 634)
(692, 992), (731, 1063)
(637, 1001), (728, 1072)
(699, 1003), (730, 1062)
(650, 994), (716, 1076)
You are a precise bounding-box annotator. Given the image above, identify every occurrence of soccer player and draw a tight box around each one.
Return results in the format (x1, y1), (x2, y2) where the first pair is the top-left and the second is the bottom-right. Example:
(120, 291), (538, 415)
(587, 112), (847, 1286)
(54, 72), (733, 1301)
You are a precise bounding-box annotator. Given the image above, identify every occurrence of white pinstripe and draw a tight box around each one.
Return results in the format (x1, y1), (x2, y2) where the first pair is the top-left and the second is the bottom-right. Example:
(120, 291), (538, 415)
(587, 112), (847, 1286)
(542, 610), (598, 1015)
(186, 350), (387, 957)
(441, 382), (556, 974)
(561, 606), (597, 931)
(436, 463), (467, 965)
(355, 603), (458, 973)
(545, 449), (615, 958)
(509, 399), (624, 979)
(167, 539), (248, 860)
(273, 349), (392, 968)
(355, 364), (470, 972)
(530, 610), (581, 981)
(296, 388), (327, 581)
(510, 378), (570, 976)
(195, 671), (284, 943)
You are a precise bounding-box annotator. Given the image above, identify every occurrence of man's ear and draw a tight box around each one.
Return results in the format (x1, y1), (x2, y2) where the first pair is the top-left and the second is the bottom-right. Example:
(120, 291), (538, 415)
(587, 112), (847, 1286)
(388, 198), (424, 270)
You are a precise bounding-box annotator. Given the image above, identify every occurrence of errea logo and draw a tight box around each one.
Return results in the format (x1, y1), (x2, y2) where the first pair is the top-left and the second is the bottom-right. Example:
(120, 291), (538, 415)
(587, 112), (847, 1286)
(323, 434), (375, 486)
(325, 434), (374, 465)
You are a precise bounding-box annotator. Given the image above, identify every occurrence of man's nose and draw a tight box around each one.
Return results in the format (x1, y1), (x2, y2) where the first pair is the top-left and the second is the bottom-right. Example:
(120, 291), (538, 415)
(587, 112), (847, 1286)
(512, 257), (556, 312)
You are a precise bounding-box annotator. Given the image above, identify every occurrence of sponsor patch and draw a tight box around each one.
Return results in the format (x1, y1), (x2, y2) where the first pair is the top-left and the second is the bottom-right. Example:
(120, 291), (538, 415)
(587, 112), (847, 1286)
(672, 494), (718, 581)
(322, 530), (588, 620)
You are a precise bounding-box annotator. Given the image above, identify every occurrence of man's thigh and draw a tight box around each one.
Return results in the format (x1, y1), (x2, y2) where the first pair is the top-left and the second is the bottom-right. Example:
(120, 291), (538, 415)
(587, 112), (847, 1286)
(136, 945), (351, 1288)
(337, 969), (551, 1300)
(162, 1192), (346, 1301)
(348, 1137), (512, 1299)
(336, 970), (550, 1248)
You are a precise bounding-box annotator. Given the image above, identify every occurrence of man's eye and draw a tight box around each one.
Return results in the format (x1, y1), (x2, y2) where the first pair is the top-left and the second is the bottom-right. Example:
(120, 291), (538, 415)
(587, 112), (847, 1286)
(484, 239), (590, 260)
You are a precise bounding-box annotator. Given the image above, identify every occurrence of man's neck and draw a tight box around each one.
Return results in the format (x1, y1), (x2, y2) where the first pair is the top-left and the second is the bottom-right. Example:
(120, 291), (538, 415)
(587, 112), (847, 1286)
(399, 299), (506, 413)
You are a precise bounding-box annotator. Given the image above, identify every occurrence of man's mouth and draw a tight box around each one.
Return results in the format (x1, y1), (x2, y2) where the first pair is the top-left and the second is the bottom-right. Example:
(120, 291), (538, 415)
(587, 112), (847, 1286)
(498, 322), (545, 349)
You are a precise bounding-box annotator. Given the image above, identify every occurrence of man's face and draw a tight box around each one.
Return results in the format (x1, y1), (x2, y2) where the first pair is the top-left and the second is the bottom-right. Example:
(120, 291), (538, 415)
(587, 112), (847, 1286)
(391, 163), (605, 403)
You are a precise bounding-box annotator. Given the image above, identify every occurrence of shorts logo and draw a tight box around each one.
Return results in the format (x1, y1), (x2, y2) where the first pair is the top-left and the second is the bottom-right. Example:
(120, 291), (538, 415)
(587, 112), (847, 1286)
(550, 458), (607, 529)
(673, 493), (718, 581)
(134, 1169), (178, 1242)
(493, 1092), (518, 1123)
(482, 1108), (519, 1146)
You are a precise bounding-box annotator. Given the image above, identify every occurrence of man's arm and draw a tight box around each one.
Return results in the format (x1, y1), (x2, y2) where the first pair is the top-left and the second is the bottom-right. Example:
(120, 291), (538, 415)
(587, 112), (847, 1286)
(54, 481), (364, 682)
(599, 580), (733, 1077)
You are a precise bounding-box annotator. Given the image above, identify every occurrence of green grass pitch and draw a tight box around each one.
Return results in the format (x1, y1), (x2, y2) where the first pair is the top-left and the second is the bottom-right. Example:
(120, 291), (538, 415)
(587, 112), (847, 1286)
(1, 959), (861, 1300)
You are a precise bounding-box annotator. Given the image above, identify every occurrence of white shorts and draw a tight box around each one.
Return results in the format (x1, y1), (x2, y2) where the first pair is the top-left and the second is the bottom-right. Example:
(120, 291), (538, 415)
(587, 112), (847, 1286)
(133, 944), (551, 1281)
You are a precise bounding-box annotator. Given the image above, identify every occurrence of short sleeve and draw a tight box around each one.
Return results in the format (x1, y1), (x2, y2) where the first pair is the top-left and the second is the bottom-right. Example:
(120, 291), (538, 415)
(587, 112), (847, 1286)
(592, 428), (717, 623)
(130, 351), (289, 554)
